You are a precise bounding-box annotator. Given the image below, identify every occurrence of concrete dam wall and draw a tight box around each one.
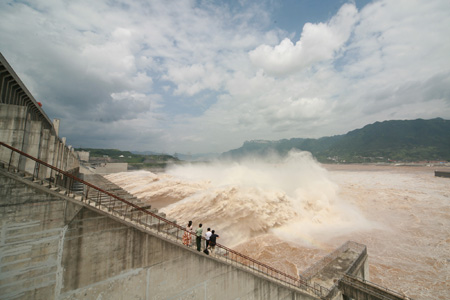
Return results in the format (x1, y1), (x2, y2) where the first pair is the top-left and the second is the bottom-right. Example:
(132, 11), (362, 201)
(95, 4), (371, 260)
(0, 53), (79, 176)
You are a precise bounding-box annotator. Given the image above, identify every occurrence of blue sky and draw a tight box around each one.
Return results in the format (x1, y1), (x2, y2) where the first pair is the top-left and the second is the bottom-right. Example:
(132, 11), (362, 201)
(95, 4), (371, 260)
(1, 0), (449, 154)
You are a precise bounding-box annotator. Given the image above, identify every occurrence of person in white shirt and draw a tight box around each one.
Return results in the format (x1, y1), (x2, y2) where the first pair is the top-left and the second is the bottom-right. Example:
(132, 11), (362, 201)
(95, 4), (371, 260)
(205, 228), (212, 249)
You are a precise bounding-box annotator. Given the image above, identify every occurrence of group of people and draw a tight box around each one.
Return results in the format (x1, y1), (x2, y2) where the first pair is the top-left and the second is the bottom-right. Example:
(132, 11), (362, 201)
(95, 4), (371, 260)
(182, 221), (219, 255)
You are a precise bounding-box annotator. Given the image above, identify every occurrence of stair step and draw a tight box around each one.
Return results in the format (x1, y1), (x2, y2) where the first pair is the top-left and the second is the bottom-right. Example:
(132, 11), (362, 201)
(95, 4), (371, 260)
(166, 227), (179, 235)
(131, 205), (152, 211)
(68, 174), (179, 233)
(5, 166), (183, 248)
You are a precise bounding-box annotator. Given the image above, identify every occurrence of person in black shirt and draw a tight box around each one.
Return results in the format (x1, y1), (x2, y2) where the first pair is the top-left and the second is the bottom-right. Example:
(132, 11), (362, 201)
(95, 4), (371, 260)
(209, 230), (219, 256)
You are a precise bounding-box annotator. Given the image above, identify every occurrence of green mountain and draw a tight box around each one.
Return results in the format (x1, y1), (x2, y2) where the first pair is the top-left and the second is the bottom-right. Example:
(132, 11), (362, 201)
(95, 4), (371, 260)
(221, 118), (450, 163)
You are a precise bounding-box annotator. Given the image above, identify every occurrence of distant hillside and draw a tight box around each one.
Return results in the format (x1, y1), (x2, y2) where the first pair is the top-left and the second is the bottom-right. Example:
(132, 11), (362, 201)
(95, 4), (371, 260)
(175, 152), (220, 161)
(221, 118), (450, 163)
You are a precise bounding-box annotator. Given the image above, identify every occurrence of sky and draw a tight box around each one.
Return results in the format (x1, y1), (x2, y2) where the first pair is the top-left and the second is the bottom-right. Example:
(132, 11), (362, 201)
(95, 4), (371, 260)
(1, 0), (449, 155)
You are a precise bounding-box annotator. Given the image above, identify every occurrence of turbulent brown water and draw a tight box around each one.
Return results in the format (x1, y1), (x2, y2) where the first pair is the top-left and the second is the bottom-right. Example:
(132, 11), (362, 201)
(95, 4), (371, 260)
(105, 151), (450, 299)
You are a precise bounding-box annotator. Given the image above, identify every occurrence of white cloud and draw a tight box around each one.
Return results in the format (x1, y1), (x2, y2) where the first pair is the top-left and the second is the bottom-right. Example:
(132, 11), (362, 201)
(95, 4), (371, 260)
(164, 63), (224, 96)
(249, 3), (358, 75)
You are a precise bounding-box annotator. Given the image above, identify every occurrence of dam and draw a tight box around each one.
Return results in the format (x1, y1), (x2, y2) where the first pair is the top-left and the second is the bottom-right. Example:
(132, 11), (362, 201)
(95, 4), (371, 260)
(0, 53), (412, 299)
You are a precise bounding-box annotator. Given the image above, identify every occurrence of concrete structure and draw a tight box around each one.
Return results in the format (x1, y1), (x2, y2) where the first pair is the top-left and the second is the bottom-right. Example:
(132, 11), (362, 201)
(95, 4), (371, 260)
(435, 171), (450, 178)
(0, 53), (79, 176)
(339, 275), (408, 300)
(75, 151), (90, 162)
(300, 240), (369, 300)
(89, 162), (128, 174)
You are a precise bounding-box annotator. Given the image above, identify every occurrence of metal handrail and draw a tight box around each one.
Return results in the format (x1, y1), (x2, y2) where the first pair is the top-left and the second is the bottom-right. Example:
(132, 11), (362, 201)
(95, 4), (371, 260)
(341, 274), (413, 300)
(0, 141), (330, 298)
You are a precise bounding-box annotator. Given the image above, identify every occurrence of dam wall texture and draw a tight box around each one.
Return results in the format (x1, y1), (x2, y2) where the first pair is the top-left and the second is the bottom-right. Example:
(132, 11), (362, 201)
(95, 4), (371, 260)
(0, 53), (79, 176)
(0, 169), (318, 300)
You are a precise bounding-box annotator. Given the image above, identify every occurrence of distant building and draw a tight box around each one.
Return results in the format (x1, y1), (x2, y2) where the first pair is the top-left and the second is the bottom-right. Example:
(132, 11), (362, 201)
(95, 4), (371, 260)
(77, 151), (90, 162)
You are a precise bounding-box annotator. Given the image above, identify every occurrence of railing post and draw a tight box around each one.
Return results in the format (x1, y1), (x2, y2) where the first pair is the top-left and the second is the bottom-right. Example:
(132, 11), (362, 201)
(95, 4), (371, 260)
(49, 168), (53, 188)
(68, 176), (73, 194)
(8, 149), (14, 171)
(33, 161), (39, 180)
(85, 186), (90, 202)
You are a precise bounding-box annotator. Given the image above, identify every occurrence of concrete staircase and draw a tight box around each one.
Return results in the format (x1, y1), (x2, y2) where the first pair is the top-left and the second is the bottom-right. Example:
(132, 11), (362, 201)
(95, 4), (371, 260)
(81, 173), (178, 232)
(12, 169), (181, 237)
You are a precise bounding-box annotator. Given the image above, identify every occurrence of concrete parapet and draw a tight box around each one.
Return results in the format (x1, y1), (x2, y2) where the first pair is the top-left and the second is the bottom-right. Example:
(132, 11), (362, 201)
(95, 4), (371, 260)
(338, 275), (409, 300)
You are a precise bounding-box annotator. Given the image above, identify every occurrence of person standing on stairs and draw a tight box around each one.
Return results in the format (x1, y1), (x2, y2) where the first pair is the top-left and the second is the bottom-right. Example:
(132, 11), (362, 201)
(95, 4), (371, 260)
(195, 223), (203, 251)
(205, 228), (212, 249)
(182, 220), (193, 246)
(209, 230), (219, 256)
